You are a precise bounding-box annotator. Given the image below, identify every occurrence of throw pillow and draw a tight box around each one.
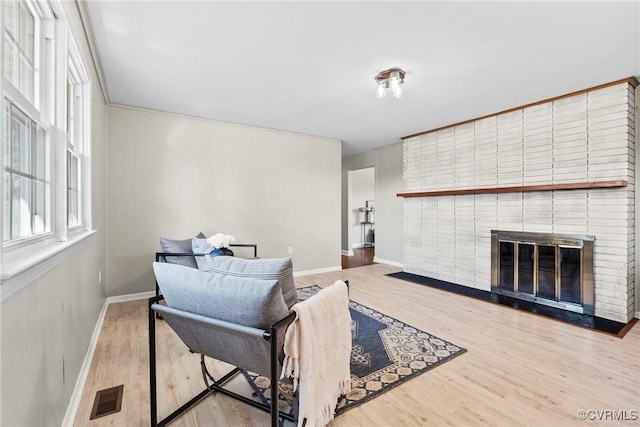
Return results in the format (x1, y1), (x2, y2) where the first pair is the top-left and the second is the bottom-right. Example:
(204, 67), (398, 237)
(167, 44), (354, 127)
(198, 256), (298, 309)
(152, 262), (289, 329)
(159, 232), (205, 269)
(192, 237), (215, 269)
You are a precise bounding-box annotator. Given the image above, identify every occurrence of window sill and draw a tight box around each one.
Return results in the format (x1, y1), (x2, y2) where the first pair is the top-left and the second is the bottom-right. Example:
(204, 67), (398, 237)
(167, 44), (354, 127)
(1, 229), (98, 302)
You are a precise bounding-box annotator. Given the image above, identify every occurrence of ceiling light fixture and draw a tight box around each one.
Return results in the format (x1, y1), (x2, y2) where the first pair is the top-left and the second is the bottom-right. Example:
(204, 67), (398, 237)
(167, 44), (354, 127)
(375, 67), (406, 99)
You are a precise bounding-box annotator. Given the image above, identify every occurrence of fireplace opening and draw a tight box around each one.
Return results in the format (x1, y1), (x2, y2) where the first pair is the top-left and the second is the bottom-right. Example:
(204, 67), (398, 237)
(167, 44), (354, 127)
(491, 230), (594, 315)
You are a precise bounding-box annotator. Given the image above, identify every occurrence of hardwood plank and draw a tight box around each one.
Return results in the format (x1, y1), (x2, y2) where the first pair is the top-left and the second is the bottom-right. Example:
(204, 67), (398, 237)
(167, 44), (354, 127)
(75, 264), (640, 426)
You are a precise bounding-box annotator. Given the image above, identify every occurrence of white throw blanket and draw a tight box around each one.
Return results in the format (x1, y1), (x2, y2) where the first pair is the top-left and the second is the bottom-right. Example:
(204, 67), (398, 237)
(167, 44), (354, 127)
(281, 281), (352, 427)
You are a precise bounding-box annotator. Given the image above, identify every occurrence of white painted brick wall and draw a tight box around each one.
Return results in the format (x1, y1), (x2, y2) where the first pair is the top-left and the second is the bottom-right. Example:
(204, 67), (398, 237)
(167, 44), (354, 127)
(403, 136), (422, 191)
(402, 82), (636, 323)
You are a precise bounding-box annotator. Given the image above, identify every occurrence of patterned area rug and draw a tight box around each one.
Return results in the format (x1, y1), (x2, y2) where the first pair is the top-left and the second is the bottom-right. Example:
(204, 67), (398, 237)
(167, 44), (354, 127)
(243, 285), (467, 422)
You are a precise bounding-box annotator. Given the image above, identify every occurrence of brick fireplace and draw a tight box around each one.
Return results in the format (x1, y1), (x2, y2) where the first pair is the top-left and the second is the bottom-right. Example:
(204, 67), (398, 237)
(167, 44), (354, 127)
(399, 78), (638, 323)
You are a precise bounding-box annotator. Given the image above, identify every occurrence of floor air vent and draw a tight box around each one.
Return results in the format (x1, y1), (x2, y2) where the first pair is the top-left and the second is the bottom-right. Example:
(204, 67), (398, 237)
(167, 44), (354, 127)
(90, 384), (124, 420)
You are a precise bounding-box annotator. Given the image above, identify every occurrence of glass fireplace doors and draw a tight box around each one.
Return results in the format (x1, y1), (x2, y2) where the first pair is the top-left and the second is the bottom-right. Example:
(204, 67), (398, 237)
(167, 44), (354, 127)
(491, 231), (594, 315)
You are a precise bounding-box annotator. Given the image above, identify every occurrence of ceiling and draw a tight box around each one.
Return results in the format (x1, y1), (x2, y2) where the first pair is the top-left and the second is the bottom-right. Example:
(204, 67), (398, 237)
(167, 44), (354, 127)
(84, 1), (640, 157)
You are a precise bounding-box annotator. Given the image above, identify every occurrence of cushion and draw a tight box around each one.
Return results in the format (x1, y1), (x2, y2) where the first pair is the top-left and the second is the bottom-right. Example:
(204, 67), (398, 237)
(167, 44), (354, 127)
(159, 232), (206, 269)
(192, 237), (215, 269)
(198, 256), (298, 309)
(152, 262), (289, 329)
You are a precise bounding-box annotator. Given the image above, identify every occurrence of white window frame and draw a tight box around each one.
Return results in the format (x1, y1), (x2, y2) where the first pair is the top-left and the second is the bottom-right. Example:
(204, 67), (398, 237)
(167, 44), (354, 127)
(66, 35), (90, 232)
(2, 0), (53, 248)
(1, 0), (94, 287)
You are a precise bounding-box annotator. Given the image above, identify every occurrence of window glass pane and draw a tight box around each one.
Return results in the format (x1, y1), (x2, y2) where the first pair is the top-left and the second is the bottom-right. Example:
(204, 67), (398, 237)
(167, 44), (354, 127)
(22, 2), (35, 102)
(68, 189), (78, 226)
(67, 151), (79, 227)
(11, 174), (32, 239)
(32, 180), (45, 233)
(34, 126), (46, 179)
(2, 103), (9, 168)
(66, 79), (73, 141)
(20, 1), (34, 63)
(2, 173), (9, 241)
(19, 53), (34, 102)
(10, 105), (31, 174)
(45, 179), (50, 230)
(3, 0), (36, 103)
(4, 1), (17, 37)
(3, 38), (18, 86)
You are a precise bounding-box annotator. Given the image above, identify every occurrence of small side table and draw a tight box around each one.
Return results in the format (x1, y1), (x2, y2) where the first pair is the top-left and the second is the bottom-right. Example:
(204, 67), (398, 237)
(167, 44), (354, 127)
(360, 221), (375, 248)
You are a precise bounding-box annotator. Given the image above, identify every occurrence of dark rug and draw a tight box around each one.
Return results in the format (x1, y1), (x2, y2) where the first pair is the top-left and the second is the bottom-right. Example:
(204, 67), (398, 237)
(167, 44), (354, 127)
(243, 285), (466, 422)
(387, 271), (631, 336)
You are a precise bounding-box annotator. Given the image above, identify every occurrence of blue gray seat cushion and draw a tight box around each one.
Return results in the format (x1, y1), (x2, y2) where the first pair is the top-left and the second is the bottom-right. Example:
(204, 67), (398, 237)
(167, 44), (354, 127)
(159, 232), (206, 268)
(197, 256), (298, 309)
(152, 262), (290, 329)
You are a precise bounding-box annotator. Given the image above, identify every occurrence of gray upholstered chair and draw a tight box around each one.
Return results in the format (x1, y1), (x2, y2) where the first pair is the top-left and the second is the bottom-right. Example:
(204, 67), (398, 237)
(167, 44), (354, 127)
(149, 261), (297, 427)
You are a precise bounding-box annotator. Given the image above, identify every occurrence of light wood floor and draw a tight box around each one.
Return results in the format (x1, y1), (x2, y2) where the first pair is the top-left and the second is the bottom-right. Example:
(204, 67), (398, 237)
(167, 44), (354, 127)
(75, 264), (640, 426)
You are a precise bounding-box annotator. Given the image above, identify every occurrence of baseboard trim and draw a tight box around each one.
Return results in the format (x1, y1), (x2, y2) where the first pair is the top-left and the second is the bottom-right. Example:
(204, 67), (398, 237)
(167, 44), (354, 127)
(61, 289), (156, 427)
(294, 266), (342, 277)
(106, 290), (155, 304)
(61, 297), (109, 426)
(341, 250), (354, 257)
(373, 257), (403, 268)
(635, 311), (640, 319)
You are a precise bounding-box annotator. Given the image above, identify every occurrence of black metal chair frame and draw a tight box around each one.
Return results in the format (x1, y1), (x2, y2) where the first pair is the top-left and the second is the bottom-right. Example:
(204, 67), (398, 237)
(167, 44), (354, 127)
(149, 248), (348, 427)
(149, 293), (297, 427)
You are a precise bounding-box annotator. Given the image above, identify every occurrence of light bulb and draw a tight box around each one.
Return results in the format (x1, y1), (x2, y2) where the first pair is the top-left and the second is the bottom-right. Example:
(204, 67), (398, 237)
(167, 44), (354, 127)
(376, 82), (387, 98)
(389, 71), (403, 98)
(392, 84), (403, 99)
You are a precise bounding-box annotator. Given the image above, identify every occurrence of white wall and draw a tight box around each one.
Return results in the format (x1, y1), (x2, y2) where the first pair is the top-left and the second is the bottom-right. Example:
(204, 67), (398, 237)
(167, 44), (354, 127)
(403, 81), (636, 323)
(374, 143), (404, 266)
(348, 167), (375, 248)
(107, 105), (342, 296)
(0, 3), (108, 426)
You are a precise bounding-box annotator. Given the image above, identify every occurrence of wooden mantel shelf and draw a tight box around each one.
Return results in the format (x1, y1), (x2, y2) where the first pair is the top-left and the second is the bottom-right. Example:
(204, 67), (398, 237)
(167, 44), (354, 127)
(396, 180), (628, 198)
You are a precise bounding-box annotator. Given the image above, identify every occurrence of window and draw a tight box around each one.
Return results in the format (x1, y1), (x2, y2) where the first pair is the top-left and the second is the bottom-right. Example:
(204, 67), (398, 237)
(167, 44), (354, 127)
(2, 0), (91, 249)
(2, 0), (50, 244)
(66, 45), (86, 229)
(3, 101), (49, 241)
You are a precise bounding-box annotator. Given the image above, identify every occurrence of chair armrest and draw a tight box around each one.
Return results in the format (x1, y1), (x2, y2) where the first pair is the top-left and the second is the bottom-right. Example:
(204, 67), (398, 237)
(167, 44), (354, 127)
(229, 243), (258, 258)
(155, 252), (202, 262)
(156, 242), (258, 261)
